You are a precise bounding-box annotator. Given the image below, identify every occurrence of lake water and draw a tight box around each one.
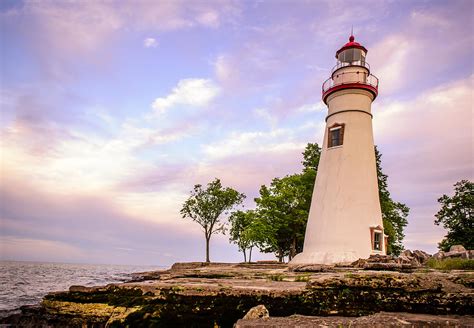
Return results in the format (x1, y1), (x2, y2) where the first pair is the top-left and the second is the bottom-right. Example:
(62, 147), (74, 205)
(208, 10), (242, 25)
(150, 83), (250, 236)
(0, 261), (161, 314)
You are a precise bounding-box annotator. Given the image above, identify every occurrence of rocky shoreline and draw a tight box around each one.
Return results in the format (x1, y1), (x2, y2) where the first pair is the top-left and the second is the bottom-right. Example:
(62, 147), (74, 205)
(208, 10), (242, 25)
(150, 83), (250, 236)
(1, 260), (473, 327)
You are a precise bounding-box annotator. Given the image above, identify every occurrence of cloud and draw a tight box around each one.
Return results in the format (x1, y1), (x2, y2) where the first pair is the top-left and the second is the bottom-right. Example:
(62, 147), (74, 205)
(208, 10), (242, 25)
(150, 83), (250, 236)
(213, 42), (282, 91)
(196, 10), (220, 28)
(0, 172), (275, 265)
(2, 1), (241, 79)
(369, 3), (473, 95)
(1, 113), (190, 195)
(214, 55), (234, 85)
(1, 237), (85, 263)
(296, 102), (326, 113)
(253, 108), (277, 127)
(0, 175), (199, 265)
(372, 75), (473, 253)
(202, 128), (305, 160)
(369, 35), (411, 95)
(152, 79), (220, 114)
(143, 37), (158, 48)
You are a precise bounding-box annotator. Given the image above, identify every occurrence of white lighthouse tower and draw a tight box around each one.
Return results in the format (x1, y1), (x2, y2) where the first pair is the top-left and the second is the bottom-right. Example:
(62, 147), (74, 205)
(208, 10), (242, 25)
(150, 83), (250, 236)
(291, 34), (386, 265)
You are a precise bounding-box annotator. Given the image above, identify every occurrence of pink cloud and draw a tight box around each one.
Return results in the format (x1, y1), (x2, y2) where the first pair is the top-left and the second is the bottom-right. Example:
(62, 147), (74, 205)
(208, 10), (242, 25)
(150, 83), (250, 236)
(373, 76), (473, 253)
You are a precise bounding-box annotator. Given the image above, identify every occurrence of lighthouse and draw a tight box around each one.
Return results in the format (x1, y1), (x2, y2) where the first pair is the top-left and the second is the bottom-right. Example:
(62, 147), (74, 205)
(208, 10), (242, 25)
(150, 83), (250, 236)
(291, 34), (386, 265)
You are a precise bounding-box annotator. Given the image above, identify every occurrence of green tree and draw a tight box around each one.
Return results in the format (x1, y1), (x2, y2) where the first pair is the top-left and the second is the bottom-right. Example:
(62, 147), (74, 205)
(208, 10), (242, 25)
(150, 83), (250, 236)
(302, 142), (322, 172)
(252, 143), (321, 262)
(434, 180), (474, 251)
(228, 210), (257, 262)
(375, 147), (409, 255)
(180, 178), (245, 262)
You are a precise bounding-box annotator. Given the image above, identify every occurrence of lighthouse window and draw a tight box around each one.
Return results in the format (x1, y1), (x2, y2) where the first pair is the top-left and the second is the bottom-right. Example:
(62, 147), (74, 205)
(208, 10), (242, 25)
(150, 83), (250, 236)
(328, 124), (344, 148)
(373, 232), (382, 251)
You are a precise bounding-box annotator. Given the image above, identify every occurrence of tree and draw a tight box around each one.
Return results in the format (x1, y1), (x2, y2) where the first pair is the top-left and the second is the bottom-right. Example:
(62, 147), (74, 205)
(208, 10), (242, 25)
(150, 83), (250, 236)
(252, 143), (321, 262)
(181, 178), (245, 262)
(228, 210), (257, 262)
(302, 142), (322, 172)
(434, 180), (473, 251)
(375, 147), (409, 255)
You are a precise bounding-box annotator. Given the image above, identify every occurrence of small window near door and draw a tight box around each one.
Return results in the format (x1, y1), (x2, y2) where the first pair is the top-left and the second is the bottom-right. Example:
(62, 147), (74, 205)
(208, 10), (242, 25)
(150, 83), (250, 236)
(328, 123), (344, 148)
(373, 232), (382, 251)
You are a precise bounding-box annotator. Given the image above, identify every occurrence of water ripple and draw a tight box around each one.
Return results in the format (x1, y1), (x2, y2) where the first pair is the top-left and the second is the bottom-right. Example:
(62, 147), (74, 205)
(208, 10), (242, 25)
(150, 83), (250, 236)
(0, 261), (160, 311)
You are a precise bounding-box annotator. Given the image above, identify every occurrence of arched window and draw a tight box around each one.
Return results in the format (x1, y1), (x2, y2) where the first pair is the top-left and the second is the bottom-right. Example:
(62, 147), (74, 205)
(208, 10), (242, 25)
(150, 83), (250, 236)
(328, 123), (345, 148)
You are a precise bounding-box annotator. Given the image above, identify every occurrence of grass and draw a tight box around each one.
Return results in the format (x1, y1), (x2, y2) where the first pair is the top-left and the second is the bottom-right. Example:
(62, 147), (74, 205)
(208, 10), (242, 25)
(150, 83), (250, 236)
(170, 285), (185, 292)
(426, 258), (474, 270)
(268, 274), (285, 281)
(295, 274), (311, 282)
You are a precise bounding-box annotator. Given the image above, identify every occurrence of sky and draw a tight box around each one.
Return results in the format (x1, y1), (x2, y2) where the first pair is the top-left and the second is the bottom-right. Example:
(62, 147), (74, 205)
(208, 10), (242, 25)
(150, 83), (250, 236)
(0, 0), (472, 266)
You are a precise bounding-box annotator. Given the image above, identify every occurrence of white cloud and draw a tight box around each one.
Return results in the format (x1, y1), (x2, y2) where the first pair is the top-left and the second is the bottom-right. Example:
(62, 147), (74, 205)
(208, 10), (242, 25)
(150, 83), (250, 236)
(254, 108), (277, 127)
(372, 76), (473, 253)
(369, 6), (471, 96)
(214, 55), (234, 83)
(143, 37), (158, 48)
(1, 237), (85, 262)
(152, 79), (220, 114)
(296, 102), (326, 113)
(370, 35), (411, 95)
(374, 75), (473, 144)
(212, 42), (282, 90)
(0, 117), (189, 194)
(4, 1), (241, 78)
(202, 129), (305, 160)
(196, 10), (220, 28)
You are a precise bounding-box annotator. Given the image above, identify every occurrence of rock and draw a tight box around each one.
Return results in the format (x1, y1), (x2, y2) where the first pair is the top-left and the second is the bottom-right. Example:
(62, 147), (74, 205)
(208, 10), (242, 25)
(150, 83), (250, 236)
(433, 251), (445, 260)
(397, 255), (419, 267)
(435, 246), (474, 260)
(234, 312), (474, 327)
(291, 265), (334, 272)
(2, 262), (474, 327)
(445, 251), (465, 258)
(450, 245), (466, 252)
(242, 305), (269, 320)
(412, 250), (431, 264)
(400, 250), (413, 257)
(362, 262), (403, 270)
(350, 258), (367, 267)
(352, 254), (421, 270)
(368, 254), (394, 263)
(69, 285), (92, 292)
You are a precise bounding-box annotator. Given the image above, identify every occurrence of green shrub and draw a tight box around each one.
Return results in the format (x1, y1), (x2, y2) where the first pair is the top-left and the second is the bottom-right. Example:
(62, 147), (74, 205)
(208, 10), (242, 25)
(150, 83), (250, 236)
(426, 258), (474, 270)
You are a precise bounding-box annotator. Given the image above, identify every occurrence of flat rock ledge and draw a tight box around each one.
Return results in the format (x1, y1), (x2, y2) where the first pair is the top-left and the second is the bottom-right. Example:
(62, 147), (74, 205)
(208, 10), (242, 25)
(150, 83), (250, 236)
(1, 262), (473, 327)
(235, 312), (474, 327)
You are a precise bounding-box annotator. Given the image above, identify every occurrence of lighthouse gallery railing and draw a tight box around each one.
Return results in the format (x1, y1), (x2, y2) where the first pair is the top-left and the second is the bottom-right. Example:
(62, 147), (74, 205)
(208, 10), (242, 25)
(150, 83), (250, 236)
(322, 71), (379, 94)
(331, 60), (370, 74)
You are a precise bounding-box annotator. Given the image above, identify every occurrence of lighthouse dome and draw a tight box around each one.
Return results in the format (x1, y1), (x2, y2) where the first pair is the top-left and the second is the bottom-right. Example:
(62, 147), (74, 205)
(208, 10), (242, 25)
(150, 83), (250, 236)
(335, 35), (368, 63)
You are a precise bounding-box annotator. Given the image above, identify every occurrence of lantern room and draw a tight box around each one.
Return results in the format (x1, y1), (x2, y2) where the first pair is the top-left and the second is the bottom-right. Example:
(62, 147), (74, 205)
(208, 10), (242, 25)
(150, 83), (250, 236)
(335, 35), (367, 67)
(322, 34), (379, 105)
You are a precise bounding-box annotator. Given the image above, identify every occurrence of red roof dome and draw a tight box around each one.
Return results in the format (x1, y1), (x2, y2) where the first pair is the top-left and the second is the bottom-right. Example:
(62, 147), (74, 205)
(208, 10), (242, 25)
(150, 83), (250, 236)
(335, 35), (368, 58)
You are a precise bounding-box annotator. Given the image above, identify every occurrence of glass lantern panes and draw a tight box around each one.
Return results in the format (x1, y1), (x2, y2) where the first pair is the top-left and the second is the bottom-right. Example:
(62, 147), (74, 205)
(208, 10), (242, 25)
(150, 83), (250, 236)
(337, 48), (366, 66)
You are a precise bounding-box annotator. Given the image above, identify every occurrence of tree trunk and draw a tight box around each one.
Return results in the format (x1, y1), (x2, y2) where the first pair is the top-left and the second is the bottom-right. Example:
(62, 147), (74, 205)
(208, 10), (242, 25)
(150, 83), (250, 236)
(205, 236), (210, 263)
(243, 249), (247, 263)
(289, 236), (297, 261)
(277, 249), (284, 263)
(249, 246), (253, 263)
